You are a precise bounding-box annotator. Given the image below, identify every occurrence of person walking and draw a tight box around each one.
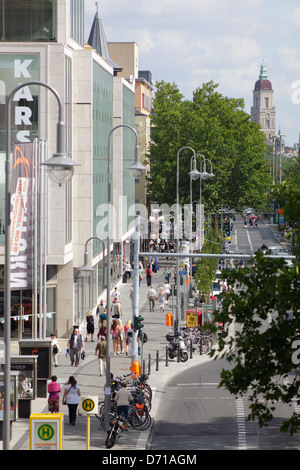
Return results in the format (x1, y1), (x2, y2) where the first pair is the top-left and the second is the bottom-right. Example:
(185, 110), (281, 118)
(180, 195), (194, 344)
(114, 382), (133, 422)
(97, 319), (107, 340)
(95, 336), (106, 376)
(96, 299), (105, 321)
(157, 287), (165, 313)
(110, 298), (122, 320)
(164, 280), (171, 305)
(147, 285), (157, 312)
(163, 267), (171, 283)
(124, 320), (131, 355)
(110, 320), (120, 355)
(62, 376), (81, 425)
(50, 333), (60, 367)
(67, 328), (85, 367)
(111, 286), (121, 303)
(145, 265), (152, 287)
(47, 375), (61, 413)
(116, 319), (124, 354)
(85, 310), (95, 342)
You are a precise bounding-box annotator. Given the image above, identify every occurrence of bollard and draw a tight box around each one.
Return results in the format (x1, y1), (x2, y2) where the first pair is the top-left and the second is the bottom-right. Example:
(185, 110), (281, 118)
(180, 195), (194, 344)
(142, 360), (145, 375)
(148, 354), (151, 375)
(166, 346), (169, 366)
(190, 340), (193, 359)
(200, 337), (202, 355)
(131, 360), (141, 377)
(177, 343), (180, 363)
(156, 350), (159, 371)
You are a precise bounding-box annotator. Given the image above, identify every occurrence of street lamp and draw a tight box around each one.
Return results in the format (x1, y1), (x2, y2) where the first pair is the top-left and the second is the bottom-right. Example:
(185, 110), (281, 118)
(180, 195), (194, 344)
(78, 236), (106, 282)
(104, 124), (146, 431)
(78, 237), (106, 323)
(3, 81), (80, 450)
(176, 146), (196, 324)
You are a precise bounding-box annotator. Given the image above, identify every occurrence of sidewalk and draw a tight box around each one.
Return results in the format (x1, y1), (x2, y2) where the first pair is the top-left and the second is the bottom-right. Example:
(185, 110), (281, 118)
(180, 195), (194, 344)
(5, 260), (212, 451)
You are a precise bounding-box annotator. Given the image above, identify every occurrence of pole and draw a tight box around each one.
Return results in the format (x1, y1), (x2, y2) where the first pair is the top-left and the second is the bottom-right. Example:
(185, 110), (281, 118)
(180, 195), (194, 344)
(86, 414), (90, 450)
(105, 124), (140, 430)
(132, 212), (140, 363)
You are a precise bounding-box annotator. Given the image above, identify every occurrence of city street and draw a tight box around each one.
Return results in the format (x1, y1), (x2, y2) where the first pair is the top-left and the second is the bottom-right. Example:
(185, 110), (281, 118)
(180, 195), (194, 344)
(6, 215), (296, 451)
(148, 216), (299, 450)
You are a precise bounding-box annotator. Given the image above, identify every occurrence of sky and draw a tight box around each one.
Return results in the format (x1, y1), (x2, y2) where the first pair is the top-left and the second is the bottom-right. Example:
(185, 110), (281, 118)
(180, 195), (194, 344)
(84, 0), (300, 147)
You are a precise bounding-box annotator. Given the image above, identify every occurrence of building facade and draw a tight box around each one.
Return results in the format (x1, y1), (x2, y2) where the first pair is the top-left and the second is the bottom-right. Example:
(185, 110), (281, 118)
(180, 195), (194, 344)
(251, 63), (276, 144)
(0, 0), (139, 339)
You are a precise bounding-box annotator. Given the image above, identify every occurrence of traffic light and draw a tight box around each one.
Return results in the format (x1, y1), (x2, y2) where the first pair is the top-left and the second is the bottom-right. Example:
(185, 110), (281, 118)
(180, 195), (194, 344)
(133, 314), (144, 332)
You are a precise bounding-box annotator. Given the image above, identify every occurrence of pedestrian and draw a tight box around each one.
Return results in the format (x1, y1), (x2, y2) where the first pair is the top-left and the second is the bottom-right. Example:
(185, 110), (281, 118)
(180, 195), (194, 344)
(110, 297), (122, 320)
(145, 265), (152, 287)
(129, 285), (134, 306)
(85, 310), (95, 342)
(111, 286), (121, 303)
(124, 320), (131, 355)
(62, 376), (81, 425)
(163, 267), (171, 282)
(67, 328), (85, 367)
(125, 261), (132, 279)
(125, 324), (133, 357)
(147, 285), (157, 312)
(47, 375), (61, 413)
(157, 287), (165, 312)
(99, 307), (107, 326)
(139, 265), (143, 286)
(173, 267), (177, 285)
(114, 382), (133, 422)
(95, 336), (106, 376)
(110, 320), (120, 355)
(96, 299), (105, 319)
(50, 333), (60, 367)
(97, 319), (107, 340)
(117, 319), (124, 354)
(164, 280), (171, 305)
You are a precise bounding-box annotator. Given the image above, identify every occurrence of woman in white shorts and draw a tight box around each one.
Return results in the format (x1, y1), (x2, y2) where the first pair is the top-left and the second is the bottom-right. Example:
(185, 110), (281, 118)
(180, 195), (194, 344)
(157, 287), (165, 312)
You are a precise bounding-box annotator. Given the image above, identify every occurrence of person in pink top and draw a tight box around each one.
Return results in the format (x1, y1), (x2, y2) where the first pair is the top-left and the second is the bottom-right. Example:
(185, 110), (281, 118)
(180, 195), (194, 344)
(48, 375), (61, 413)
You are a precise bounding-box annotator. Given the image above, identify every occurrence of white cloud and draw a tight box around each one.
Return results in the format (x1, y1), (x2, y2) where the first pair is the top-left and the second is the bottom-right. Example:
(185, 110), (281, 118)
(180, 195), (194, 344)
(84, 0), (300, 145)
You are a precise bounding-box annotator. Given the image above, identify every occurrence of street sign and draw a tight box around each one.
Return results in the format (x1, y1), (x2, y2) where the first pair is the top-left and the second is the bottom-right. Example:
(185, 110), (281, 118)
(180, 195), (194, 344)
(79, 396), (98, 415)
(30, 413), (63, 450)
(179, 270), (187, 275)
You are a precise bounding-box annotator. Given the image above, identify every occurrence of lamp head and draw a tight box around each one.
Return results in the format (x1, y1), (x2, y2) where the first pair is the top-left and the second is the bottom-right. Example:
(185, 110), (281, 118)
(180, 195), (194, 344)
(41, 153), (80, 186)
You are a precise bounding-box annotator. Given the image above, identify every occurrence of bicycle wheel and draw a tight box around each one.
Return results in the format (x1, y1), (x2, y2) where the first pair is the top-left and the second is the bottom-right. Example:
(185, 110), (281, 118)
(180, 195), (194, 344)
(131, 410), (152, 430)
(200, 337), (213, 354)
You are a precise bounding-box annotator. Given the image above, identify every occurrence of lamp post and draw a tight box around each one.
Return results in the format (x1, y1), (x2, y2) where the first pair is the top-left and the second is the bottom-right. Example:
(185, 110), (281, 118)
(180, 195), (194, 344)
(176, 146), (196, 324)
(104, 124), (145, 431)
(3, 81), (80, 450)
(78, 236), (106, 323)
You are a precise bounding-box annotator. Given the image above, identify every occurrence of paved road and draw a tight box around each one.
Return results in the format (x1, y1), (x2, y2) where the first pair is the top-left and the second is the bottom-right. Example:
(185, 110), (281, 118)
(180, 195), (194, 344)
(148, 217), (300, 450)
(148, 358), (300, 450)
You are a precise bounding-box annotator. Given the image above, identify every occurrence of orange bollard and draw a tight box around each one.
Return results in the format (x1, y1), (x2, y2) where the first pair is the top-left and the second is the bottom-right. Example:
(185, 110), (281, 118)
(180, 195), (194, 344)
(131, 360), (141, 378)
(166, 312), (173, 326)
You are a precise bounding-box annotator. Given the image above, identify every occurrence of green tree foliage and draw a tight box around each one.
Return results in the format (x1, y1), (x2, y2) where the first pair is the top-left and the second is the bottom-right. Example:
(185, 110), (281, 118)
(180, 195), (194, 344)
(149, 80), (271, 212)
(194, 225), (222, 302)
(212, 158), (300, 434)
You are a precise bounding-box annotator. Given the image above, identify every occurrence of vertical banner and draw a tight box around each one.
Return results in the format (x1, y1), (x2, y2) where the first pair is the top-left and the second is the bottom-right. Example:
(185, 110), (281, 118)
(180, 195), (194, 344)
(10, 142), (39, 290)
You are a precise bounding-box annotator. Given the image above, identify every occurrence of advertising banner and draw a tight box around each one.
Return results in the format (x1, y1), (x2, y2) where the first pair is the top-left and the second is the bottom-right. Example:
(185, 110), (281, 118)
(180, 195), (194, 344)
(10, 142), (39, 290)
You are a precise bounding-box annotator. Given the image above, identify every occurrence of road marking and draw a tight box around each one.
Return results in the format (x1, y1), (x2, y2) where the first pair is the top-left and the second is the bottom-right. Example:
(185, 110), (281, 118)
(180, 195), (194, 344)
(245, 228), (254, 253)
(236, 398), (247, 450)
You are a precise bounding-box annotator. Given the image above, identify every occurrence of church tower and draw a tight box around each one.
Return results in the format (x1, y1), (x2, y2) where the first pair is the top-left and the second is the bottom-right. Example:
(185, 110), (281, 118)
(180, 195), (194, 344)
(251, 63), (276, 144)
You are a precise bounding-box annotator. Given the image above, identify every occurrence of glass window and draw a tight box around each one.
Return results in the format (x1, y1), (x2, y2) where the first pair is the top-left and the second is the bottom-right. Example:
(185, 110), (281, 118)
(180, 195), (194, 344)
(0, 0), (56, 42)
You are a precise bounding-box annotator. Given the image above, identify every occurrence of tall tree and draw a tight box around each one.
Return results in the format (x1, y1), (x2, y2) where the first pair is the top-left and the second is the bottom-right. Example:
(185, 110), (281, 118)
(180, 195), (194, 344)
(149, 80), (270, 212)
(212, 158), (300, 434)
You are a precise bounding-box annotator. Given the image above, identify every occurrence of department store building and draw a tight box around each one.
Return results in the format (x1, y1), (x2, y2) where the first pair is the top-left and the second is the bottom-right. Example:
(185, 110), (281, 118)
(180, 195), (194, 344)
(0, 0), (150, 339)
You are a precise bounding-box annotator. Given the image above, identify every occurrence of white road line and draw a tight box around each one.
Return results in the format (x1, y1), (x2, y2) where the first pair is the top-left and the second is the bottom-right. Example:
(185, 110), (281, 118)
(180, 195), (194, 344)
(236, 398), (247, 450)
(245, 228), (254, 253)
